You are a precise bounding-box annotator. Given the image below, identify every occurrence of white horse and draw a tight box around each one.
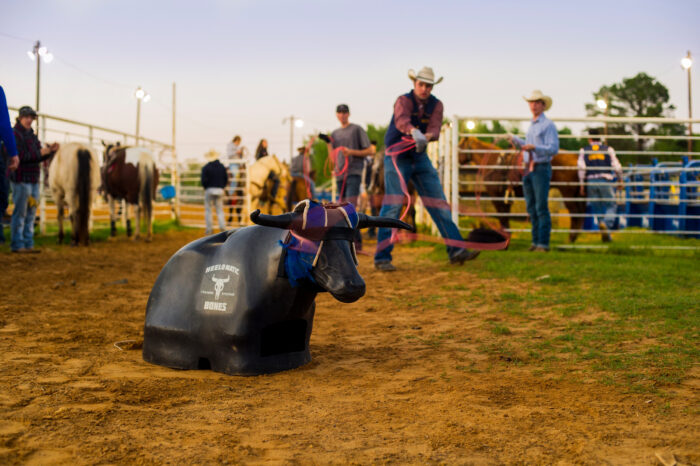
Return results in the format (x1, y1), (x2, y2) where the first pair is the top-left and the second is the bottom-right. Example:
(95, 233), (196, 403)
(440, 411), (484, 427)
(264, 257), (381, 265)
(48, 142), (102, 245)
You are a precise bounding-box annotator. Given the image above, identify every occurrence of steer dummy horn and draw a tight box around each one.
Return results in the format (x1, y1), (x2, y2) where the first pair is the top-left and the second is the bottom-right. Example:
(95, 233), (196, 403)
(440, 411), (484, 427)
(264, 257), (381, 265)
(357, 214), (415, 232)
(250, 209), (301, 229)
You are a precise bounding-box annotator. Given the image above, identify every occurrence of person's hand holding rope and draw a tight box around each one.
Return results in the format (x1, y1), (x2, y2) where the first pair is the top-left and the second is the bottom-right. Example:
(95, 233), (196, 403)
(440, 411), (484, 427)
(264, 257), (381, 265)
(410, 128), (428, 153)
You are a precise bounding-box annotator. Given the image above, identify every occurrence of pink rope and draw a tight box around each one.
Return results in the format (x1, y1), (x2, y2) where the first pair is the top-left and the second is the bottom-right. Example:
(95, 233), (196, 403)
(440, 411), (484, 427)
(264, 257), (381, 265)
(384, 137), (417, 220)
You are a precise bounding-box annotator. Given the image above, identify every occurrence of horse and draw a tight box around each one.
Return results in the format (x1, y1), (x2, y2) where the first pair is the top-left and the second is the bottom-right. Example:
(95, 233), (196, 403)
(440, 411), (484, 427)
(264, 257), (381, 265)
(248, 154), (290, 215)
(48, 142), (101, 245)
(101, 143), (159, 241)
(286, 174), (314, 211)
(458, 137), (588, 243)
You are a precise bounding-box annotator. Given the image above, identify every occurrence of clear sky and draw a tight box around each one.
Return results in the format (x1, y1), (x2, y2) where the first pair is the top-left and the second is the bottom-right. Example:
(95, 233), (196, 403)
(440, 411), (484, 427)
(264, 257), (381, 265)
(2, 0), (699, 163)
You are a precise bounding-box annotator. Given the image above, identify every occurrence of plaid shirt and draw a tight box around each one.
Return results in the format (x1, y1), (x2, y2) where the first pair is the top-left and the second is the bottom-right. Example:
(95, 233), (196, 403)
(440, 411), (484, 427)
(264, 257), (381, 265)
(11, 123), (43, 184)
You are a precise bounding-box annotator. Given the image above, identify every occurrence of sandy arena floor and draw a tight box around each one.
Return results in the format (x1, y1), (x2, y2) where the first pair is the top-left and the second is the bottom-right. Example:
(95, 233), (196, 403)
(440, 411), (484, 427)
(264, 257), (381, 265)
(0, 229), (697, 464)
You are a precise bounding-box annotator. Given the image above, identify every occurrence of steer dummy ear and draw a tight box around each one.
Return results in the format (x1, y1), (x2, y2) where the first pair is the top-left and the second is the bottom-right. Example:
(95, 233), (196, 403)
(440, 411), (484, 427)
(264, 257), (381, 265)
(357, 214), (415, 232)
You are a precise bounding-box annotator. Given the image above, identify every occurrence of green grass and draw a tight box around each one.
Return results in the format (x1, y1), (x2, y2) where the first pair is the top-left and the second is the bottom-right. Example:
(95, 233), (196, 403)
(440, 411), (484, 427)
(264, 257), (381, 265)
(0, 219), (194, 250)
(423, 228), (699, 395)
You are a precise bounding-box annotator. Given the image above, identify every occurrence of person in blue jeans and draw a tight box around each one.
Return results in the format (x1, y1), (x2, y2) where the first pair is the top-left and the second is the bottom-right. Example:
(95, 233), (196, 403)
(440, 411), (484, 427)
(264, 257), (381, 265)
(508, 90), (559, 252)
(577, 128), (623, 242)
(0, 86), (20, 244)
(201, 149), (228, 235)
(374, 66), (479, 271)
(10, 106), (57, 253)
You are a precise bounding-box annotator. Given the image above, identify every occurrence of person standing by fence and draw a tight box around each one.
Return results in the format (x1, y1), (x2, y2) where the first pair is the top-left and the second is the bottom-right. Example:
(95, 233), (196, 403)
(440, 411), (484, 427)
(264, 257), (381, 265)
(200, 149), (228, 235)
(508, 90), (559, 252)
(0, 86), (19, 245)
(578, 128), (623, 242)
(10, 106), (57, 253)
(374, 66), (479, 272)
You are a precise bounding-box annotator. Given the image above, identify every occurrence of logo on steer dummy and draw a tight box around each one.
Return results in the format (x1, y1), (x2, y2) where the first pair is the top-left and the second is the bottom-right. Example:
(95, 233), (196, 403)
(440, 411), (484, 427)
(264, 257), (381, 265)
(200, 263), (240, 312)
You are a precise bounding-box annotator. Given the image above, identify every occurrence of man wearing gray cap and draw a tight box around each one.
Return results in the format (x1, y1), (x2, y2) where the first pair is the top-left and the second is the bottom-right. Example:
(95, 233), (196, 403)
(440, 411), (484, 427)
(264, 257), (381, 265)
(330, 103), (374, 248)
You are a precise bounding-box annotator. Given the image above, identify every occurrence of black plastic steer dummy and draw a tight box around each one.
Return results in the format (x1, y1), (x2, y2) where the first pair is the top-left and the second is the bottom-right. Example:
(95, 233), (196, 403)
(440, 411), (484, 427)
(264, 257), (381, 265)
(143, 199), (413, 375)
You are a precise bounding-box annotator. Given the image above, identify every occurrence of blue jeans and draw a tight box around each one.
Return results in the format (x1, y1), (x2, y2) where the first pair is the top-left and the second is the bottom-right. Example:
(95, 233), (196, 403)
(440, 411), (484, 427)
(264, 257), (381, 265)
(337, 174), (361, 205)
(10, 181), (40, 251)
(522, 163), (552, 248)
(0, 157), (8, 243)
(374, 152), (464, 263)
(337, 174), (362, 247)
(587, 179), (616, 229)
(204, 187), (226, 235)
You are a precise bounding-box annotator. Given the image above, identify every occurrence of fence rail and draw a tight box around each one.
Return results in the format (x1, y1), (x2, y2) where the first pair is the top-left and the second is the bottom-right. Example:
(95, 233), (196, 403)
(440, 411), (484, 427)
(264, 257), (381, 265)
(448, 115), (700, 242)
(8, 109), (700, 245)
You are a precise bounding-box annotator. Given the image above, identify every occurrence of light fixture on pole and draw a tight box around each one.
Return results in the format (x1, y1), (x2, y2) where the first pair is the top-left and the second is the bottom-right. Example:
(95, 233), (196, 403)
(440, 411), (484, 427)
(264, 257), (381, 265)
(134, 86), (151, 145)
(282, 115), (304, 161)
(596, 96), (609, 141)
(27, 40), (53, 136)
(681, 50), (693, 152)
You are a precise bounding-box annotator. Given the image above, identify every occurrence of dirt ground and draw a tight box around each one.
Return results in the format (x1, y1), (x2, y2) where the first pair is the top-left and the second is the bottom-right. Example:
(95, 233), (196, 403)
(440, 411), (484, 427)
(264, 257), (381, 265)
(0, 229), (697, 465)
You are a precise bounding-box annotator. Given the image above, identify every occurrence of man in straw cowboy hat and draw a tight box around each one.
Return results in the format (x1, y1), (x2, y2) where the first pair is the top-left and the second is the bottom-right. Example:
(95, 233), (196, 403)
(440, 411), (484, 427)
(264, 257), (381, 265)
(374, 66), (479, 272)
(200, 149), (228, 235)
(507, 90), (559, 252)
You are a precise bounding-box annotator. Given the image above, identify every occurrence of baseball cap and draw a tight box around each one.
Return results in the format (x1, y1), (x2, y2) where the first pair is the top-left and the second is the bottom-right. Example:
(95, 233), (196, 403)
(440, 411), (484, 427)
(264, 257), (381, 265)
(18, 106), (37, 118)
(336, 104), (349, 113)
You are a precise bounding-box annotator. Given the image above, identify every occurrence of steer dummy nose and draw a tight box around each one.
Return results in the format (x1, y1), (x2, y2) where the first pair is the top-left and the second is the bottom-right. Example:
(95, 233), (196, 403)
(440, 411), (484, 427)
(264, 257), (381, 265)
(332, 278), (366, 304)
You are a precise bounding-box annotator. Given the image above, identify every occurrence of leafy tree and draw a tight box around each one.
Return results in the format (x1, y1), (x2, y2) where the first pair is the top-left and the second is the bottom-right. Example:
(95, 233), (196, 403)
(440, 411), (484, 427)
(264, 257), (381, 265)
(462, 120), (518, 149)
(366, 124), (387, 152)
(585, 72), (677, 155)
(309, 137), (330, 186)
(557, 127), (588, 152)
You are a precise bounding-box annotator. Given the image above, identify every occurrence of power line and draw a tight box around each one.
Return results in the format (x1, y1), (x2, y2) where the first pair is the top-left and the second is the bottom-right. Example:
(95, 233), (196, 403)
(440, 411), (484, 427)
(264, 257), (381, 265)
(53, 56), (135, 90)
(0, 31), (33, 43)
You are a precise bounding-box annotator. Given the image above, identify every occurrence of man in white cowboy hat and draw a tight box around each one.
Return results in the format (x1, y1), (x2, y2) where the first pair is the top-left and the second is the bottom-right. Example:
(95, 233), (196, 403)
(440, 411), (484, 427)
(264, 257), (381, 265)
(200, 149), (228, 235)
(374, 66), (479, 271)
(507, 90), (559, 252)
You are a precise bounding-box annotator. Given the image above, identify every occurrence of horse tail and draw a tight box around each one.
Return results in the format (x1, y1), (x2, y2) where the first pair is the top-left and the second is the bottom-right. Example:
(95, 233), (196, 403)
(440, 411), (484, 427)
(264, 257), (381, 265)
(138, 156), (154, 224)
(76, 148), (92, 243)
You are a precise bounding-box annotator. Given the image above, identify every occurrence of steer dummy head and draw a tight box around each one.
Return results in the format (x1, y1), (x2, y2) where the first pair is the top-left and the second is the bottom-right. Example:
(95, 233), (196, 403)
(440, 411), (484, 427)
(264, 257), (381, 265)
(251, 200), (413, 303)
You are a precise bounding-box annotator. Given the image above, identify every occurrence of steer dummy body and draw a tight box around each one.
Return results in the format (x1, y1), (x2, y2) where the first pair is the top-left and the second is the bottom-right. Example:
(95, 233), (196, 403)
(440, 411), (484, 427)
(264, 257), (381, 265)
(143, 200), (413, 375)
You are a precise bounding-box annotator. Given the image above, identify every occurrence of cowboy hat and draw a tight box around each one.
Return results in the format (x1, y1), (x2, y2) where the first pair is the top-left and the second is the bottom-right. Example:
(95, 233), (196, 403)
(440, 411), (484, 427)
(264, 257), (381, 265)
(204, 149), (220, 162)
(523, 90), (552, 111)
(408, 66), (443, 85)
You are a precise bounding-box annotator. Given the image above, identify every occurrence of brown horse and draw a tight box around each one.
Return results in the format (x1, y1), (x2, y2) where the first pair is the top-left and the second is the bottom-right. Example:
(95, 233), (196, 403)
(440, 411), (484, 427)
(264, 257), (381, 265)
(102, 143), (159, 241)
(458, 137), (588, 242)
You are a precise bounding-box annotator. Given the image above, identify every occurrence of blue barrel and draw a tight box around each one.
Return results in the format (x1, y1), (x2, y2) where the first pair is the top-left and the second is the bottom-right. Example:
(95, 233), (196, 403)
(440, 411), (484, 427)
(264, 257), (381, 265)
(160, 185), (176, 200)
